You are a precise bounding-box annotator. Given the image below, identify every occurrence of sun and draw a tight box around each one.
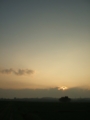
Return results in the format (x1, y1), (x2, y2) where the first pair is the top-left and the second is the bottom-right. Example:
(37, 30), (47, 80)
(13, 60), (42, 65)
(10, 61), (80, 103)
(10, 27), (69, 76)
(58, 86), (68, 90)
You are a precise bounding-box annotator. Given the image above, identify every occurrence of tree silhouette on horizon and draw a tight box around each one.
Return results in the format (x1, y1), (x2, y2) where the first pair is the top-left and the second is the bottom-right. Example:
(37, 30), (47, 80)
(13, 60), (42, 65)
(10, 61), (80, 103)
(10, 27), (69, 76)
(59, 96), (71, 102)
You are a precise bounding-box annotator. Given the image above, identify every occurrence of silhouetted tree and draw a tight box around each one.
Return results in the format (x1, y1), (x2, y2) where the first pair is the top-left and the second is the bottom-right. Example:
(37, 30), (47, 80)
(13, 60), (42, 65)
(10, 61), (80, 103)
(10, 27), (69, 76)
(59, 96), (71, 102)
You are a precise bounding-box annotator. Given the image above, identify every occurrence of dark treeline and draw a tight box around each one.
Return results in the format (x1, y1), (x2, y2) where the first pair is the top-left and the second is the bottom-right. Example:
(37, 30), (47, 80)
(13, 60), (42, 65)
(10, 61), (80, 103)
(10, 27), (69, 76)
(0, 97), (90, 102)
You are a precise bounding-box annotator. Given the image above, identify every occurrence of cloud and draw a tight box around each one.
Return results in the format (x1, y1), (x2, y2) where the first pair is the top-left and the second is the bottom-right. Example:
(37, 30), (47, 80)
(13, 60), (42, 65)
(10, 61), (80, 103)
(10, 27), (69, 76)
(0, 68), (13, 74)
(0, 68), (34, 76)
(0, 87), (90, 98)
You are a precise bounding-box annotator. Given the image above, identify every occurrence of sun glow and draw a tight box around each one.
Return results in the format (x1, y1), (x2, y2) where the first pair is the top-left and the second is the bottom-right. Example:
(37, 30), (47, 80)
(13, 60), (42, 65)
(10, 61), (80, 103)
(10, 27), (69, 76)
(58, 86), (68, 90)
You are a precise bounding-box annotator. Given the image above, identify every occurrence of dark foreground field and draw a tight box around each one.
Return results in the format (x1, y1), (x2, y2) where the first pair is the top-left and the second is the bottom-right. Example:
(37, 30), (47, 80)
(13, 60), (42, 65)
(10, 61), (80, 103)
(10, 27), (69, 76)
(0, 100), (90, 120)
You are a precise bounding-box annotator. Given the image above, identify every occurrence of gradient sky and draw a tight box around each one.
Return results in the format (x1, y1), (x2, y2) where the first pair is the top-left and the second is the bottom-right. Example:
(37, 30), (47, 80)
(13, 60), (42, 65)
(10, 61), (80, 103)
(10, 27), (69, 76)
(0, 0), (90, 98)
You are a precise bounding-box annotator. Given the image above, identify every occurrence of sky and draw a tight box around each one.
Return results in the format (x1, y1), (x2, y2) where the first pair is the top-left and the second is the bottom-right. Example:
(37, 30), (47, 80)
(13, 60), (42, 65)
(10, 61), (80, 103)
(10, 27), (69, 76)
(0, 0), (90, 98)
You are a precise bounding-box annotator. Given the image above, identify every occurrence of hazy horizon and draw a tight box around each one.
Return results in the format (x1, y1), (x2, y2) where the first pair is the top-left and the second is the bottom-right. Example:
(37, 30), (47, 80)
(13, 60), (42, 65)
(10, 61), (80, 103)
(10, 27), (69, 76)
(0, 87), (90, 99)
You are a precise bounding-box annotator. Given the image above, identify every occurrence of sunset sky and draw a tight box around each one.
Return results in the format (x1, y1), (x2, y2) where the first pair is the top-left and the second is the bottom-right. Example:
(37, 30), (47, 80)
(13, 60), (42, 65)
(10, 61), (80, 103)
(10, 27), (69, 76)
(0, 0), (90, 98)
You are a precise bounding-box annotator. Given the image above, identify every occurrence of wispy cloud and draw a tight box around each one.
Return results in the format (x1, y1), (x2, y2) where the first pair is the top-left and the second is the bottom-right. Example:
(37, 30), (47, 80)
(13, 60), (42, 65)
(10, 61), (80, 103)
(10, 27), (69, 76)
(0, 68), (34, 76)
